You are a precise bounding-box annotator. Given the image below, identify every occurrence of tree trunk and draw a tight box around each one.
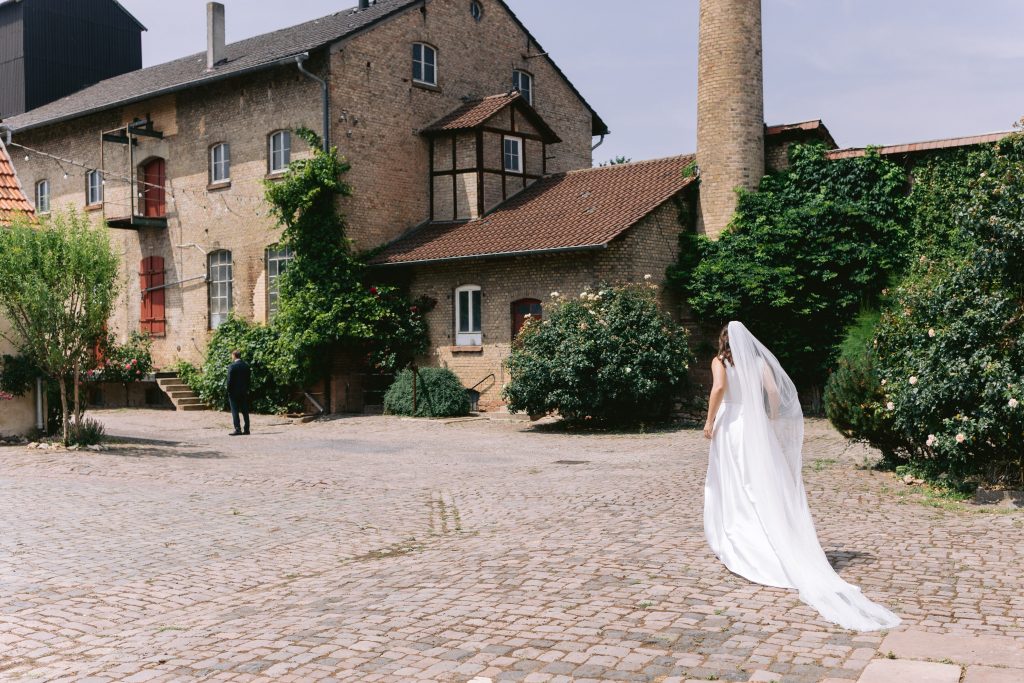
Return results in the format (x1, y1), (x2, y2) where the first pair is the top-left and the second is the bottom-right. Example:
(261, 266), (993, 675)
(74, 365), (82, 429)
(58, 375), (70, 444)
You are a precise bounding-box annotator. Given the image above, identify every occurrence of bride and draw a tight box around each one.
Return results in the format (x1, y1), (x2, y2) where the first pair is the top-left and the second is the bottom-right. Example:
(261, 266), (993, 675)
(702, 321), (901, 631)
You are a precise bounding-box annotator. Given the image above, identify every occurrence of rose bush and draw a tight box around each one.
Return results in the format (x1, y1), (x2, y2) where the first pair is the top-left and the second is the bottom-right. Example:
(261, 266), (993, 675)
(502, 283), (693, 424)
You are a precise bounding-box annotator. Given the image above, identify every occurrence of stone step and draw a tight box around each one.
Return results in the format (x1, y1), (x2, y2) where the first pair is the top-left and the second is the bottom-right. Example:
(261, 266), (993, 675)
(880, 631), (1024, 669)
(857, 659), (960, 683)
(166, 389), (197, 399)
(174, 397), (205, 407)
(154, 371), (178, 379)
(157, 380), (188, 390)
(177, 403), (208, 412)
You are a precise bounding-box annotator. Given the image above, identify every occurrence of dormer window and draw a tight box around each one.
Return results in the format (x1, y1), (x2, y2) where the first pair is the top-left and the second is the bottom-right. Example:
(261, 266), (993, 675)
(35, 179), (50, 214)
(503, 136), (523, 174)
(269, 131), (291, 173)
(512, 69), (532, 105)
(413, 42), (437, 86)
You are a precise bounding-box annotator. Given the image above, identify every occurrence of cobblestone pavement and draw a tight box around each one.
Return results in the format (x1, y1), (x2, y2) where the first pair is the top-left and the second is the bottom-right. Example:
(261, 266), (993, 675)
(1, 410), (1022, 682)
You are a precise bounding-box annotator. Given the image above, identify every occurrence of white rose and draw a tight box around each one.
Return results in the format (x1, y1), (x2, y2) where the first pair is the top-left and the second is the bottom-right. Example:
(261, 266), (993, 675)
(909, 376), (918, 385)
(1010, 398), (1019, 409)
(886, 402), (895, 411)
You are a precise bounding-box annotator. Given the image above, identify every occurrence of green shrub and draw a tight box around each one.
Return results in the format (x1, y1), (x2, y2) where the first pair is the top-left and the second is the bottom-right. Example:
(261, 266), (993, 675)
(873, 130), (1024, 485)
(0, 353), (41, 397)
(176, 316), (298, 414)
(502, 283), (692, 424)
(825, 311), (908, 461)
(383, 367), (470, 418)
(668, 143), (909, 391)
(71, 417), (105, 446)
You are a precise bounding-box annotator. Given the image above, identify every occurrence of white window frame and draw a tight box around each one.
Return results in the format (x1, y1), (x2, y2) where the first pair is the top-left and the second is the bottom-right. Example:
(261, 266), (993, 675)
(265, 244), (294, 319)
(86, 170), (103, 206)
(413, 42), (437, 86)
(455, 284), (482, 346)
(503, 136), (523, 174)
(35, 179), (50, 214)
(210, 143), (231, 183)
(512, 69), (533, 105)
(208, 250), (234, 330)
(269, 130), (291, 174)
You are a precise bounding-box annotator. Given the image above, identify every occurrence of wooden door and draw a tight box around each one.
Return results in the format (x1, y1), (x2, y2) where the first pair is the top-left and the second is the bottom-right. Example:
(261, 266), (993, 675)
(141, 158), (166, 217)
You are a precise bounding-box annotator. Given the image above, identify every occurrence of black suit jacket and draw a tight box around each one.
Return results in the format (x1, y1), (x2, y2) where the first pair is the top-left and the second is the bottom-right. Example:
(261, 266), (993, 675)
(226, 359), (251, 399)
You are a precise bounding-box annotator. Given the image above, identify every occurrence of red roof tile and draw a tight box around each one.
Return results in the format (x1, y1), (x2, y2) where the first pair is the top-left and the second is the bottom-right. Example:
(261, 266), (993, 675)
(827, 131), (1011, 160)
(373, 155), (695, 266)
(422, 92), (561, 143)
(0, 139), (35, 225)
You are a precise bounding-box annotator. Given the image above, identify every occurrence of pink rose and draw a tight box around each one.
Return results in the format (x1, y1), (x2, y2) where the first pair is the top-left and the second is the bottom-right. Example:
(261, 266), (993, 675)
(955, 433), (966, 444)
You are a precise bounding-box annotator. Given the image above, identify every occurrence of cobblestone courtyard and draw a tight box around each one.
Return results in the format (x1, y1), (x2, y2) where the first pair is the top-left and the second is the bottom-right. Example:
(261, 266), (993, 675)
(1, 410), (1022, 682)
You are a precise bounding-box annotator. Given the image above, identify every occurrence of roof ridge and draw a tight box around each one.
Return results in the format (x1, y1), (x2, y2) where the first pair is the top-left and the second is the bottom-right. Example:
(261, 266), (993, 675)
(564, 153), (695, 176)
(832, 130), (1013, 154)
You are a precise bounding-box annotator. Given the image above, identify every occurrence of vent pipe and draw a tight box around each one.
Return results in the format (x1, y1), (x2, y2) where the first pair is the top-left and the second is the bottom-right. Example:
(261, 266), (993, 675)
(207, 2), (226, 70)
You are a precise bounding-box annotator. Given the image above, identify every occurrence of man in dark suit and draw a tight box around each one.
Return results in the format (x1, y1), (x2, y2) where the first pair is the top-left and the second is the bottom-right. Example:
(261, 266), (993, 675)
(226, 350), (251, 436)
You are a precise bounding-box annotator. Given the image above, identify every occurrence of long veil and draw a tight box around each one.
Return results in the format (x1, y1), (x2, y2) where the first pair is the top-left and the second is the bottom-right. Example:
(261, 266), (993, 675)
(726, 321), (901, 631)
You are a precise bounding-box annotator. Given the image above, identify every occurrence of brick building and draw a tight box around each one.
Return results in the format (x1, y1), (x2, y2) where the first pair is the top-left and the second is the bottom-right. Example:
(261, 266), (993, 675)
(0, 135), (42, 435)
(0, 0), (1012, 412)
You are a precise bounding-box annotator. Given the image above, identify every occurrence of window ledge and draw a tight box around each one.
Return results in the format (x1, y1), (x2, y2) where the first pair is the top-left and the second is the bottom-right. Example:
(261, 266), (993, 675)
(84, 203), (103, 212)
(412, 80), (441, 92)
(450, 345), (483, 354)
(265, 171), (288, 181)
(207, 181), (232, 191)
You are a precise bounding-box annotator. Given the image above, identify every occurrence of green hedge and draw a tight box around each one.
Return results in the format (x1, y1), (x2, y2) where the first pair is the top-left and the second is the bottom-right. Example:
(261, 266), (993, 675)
(383, 367), (470, 418)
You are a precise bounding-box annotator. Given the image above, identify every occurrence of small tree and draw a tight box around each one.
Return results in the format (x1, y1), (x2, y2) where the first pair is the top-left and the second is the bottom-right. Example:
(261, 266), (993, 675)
(0, 211), (119, 443)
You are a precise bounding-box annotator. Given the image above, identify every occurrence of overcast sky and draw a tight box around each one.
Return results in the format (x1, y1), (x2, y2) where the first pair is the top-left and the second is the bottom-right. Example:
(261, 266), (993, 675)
(119, 0), (1024, 164)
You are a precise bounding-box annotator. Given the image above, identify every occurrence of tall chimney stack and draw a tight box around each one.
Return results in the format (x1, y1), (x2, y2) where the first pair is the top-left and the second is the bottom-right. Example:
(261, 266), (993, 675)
(696, 0), (764, 239)
(207, 2), (226, 70)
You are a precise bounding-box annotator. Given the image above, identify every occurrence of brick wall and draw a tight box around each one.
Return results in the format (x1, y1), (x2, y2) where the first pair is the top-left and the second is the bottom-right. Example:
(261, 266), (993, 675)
(404, 197), (689, 407)
(328, 0), (595, 249)
(696, 0), (764, 239)
(12, 64), (322, 369)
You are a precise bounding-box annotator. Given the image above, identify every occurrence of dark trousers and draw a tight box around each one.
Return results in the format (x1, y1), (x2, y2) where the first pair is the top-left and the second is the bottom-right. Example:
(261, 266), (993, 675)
(229, 394), (250, 433)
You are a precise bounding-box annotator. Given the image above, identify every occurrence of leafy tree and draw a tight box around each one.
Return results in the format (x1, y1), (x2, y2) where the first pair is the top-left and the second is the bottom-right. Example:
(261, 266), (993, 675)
(265, 128), (429, 386)
(668, 144), (909, 393)
(0, 211), (118, 443)
(503, 283), (692, 424)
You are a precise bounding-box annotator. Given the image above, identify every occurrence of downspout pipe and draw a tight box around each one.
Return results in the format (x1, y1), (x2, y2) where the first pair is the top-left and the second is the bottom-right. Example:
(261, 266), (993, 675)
(295, 53), (330, 152)
(591, 134), (605, 152)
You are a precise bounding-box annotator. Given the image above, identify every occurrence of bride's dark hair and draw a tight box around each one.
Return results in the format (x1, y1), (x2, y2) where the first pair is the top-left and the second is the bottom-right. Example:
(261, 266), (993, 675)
(718, 325), (734, 366)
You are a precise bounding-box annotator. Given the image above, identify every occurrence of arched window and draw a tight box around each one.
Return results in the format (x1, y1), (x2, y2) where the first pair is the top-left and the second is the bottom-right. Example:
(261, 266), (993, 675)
(35, 179), (50, 214)
(511, 298), (542, 338)
(412, 42), (437, 86)
(265, 244), (294, 318)
(269, 130), (291, 173)
(210, 143), (231, 183)
(86, 169), (103, 206)
(140, 157), (166, 217)
(512, 69), (532, 105)
(455, 284), (482, 346)
(208, 250), (233, 329)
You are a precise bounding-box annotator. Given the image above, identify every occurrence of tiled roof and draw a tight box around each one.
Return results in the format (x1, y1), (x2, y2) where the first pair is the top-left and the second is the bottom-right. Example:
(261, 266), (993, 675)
(4, 0), (608, 137)
(423, 92), (561, 143)
(827, 132), (1011, 160)
(4, 0), (422, 132)
(765, 119), (837, 148)
(372, 154), (695, 266)
(0, 138), (35, 225)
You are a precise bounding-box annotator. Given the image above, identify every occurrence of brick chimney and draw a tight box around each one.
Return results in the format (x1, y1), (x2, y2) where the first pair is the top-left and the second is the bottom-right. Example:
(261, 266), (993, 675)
(207, 2), (226, 70)
(696, 0), (764, 239)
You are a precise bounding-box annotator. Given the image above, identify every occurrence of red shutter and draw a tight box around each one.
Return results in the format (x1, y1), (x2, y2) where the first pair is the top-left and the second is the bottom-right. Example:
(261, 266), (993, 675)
(140, 256), (166, 337)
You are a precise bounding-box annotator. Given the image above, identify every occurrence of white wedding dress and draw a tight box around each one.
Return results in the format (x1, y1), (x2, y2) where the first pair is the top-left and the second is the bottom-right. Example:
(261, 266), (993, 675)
(703, 322), (901, 632)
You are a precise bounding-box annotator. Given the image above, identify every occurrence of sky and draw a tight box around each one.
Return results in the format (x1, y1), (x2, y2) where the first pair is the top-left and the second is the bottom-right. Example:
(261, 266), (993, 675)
(118, 0), (1024, 165)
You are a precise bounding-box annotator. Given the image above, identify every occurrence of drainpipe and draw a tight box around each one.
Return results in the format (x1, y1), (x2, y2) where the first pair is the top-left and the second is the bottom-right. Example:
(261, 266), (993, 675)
(591, 134), (606, 152)
(295, 53), (330, 152)
(35, 377), (44, 431)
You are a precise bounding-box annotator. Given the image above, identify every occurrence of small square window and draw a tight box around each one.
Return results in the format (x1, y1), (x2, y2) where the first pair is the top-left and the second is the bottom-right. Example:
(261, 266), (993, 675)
(413, 42), (437, 86)
(503, 136), (523, 174)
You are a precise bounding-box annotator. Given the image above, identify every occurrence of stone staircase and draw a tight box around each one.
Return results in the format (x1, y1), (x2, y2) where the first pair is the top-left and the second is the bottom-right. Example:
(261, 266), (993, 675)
(155, 372), (207, 411)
